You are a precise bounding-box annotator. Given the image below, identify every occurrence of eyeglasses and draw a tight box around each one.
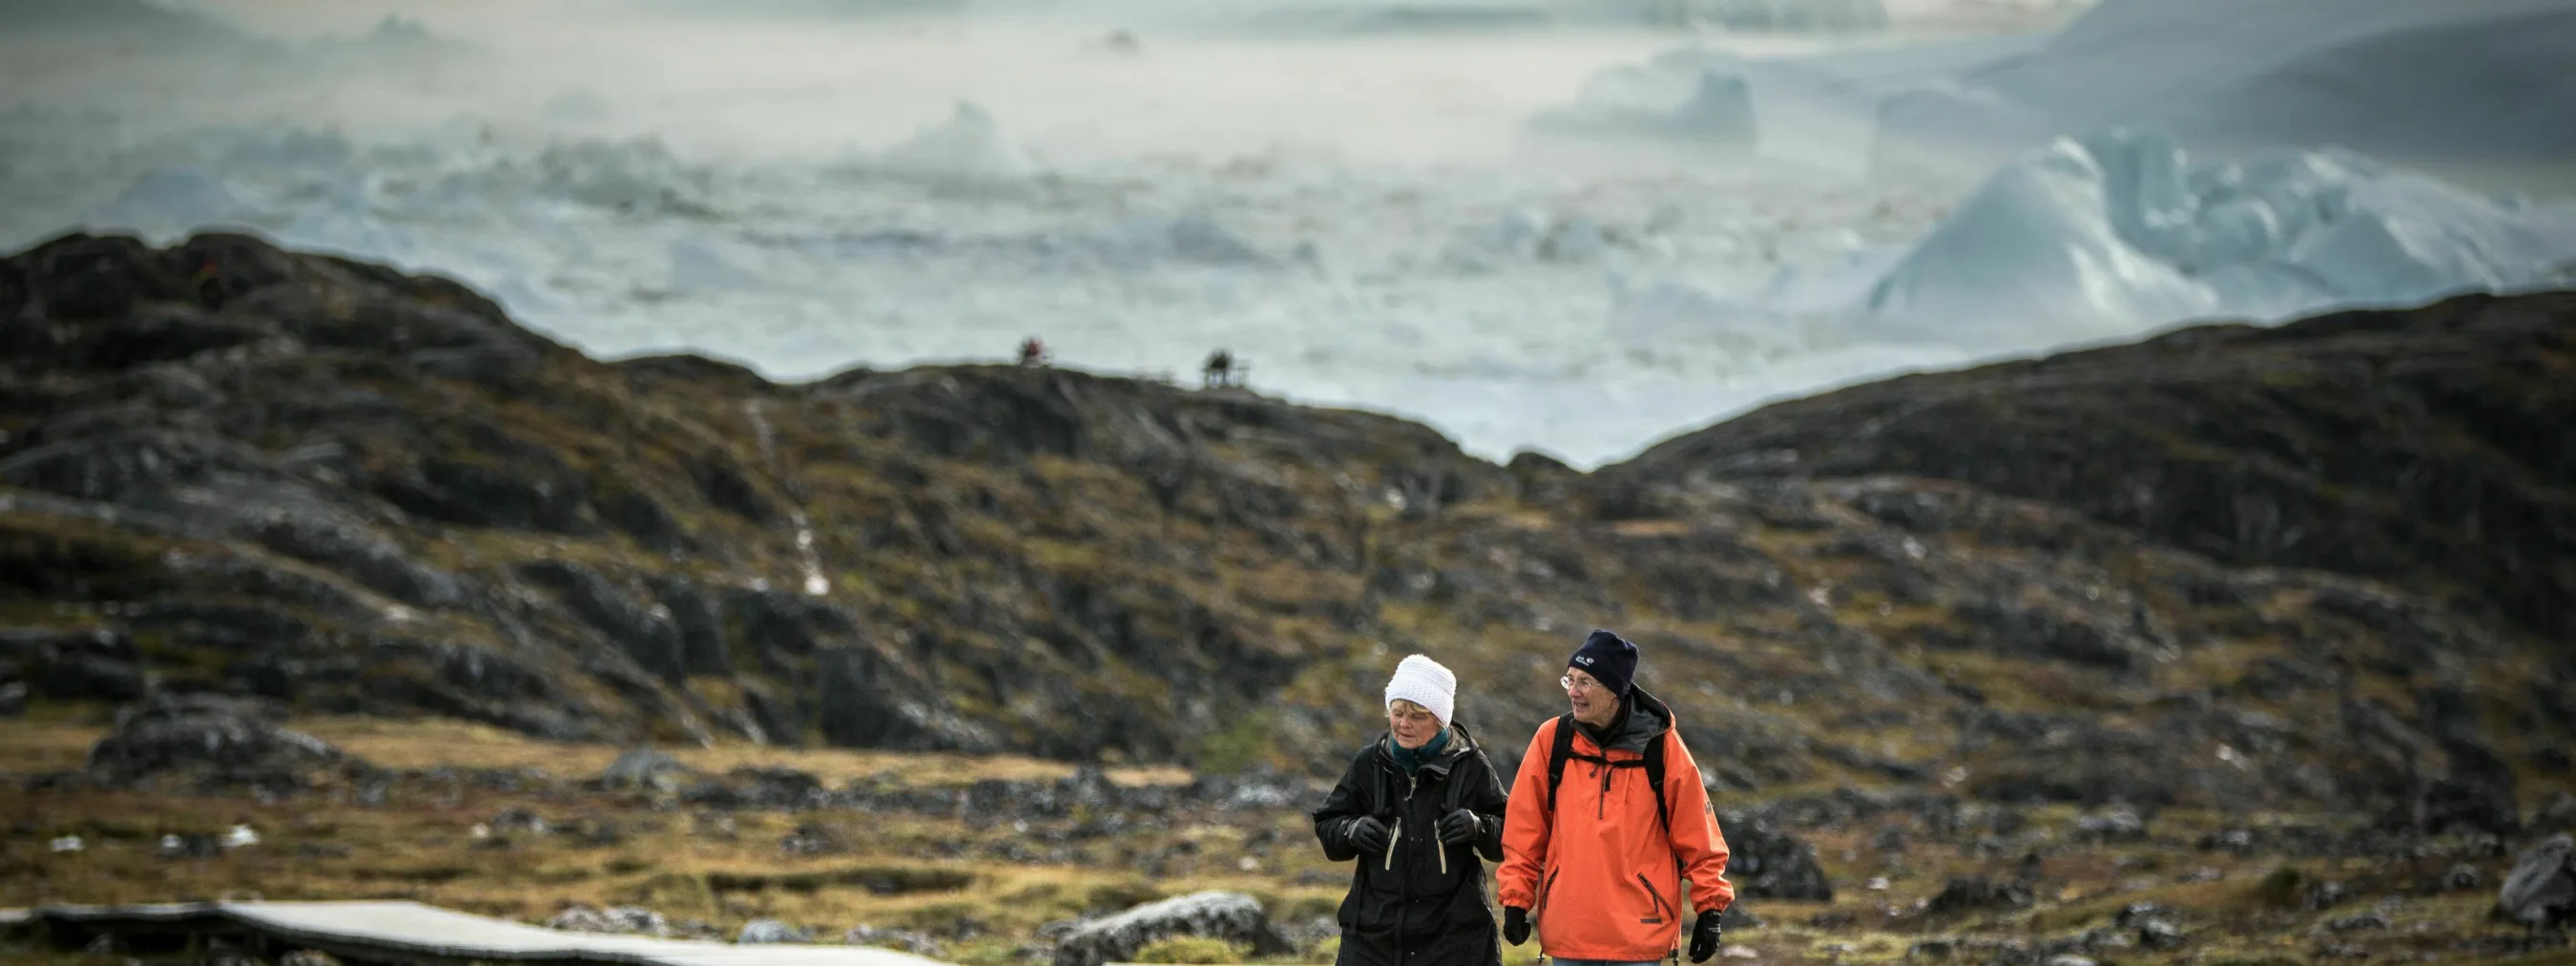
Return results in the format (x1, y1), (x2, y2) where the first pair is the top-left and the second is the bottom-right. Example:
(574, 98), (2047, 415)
(1560, 675), (1603, 693)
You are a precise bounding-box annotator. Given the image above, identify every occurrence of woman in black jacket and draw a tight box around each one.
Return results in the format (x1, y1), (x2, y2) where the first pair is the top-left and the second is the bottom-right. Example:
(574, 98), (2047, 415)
(1312, 655), (1509, 966)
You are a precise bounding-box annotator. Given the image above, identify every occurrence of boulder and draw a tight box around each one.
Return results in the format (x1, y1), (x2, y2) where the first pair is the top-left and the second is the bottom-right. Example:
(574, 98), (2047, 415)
(2537, 791), (2576, 833)
(779, 823), (841, 855)
(2495, 834), (2575, 929)
(2442, 863), (2483, 892)
(816, 645), (991, 751)
(597, 747), (692, 791)
(36, 651), (145, 701)
(737, 919), (814, 944)
(1926, 877), (2034, 915)
(88, 694), (351, 789)
(2075, 808), (2147, 841)
(648, 575), (726, 674)
(491, 808), (550, 835)
(548, 904), (671, 936)
(1053, 892), (1294, 966)
(2137, 920), (2185, 950)
(519, 560), (685, 682)
(1719, 812), (1835, 900)
(2387, 776), (2524, 837)
(2, 627), (147, 701)
(158, 831), (220, 858)
(844, 925), (946, 956)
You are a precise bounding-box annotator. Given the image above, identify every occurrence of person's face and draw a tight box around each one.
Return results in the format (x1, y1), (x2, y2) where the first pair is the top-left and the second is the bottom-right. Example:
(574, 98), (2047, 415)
(1562, 668), (1616, 725)
(1389, 703), (1441, 748)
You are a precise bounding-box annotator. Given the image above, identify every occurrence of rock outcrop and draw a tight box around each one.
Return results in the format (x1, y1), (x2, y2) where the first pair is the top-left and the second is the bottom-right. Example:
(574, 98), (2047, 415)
(1605, 293), (2576, 640)
(1719, 810), (1835, 900)
(2497, 834), (2575, 929)
(1052, 892), (1293, 966)
(546, 905), (672, 937)
(736, 919), (814, 944)
(3, 233), (2568, 819)
(87, 693), (359, 790)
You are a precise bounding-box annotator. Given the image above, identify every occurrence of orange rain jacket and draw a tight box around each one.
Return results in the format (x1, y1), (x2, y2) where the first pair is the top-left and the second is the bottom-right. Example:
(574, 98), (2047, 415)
(1496, 688), (1734, 962)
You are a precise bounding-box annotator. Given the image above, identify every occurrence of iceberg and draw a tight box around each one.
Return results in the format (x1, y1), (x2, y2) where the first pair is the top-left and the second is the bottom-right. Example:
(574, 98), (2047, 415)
(1533, 35), (2045, 168)
(1861, 129), (2576, 345)
(1527, 52), (1757, 151)
(1696, 0), (1889, 32)
(534, 137), (714, 216)
(93, 168), (266, 235)
(1868, 0), (2576, 173)
(873, 101), (1031, 183)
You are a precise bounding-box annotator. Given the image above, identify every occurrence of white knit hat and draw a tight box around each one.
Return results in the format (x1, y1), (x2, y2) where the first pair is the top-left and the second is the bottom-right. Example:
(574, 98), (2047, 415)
(1383, 654), (1458, 726)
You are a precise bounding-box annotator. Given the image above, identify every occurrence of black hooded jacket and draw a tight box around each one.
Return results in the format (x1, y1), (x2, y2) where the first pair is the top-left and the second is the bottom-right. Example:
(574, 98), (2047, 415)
(1312, 725), (1510, 966)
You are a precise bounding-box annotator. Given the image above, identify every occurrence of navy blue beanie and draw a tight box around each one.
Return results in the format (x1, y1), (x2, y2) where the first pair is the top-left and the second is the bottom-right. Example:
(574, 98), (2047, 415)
(1568, 629), (1638, 698)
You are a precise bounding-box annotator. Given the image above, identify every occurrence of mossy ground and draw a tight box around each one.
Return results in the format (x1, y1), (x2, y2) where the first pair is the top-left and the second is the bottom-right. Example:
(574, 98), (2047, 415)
(4, 714), (2565, 964)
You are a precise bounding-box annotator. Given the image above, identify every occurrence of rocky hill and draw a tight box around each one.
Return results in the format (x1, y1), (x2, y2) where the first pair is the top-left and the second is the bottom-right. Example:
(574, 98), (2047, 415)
(1606, 294), (2576, 640)
(2, 234), (2569, 831)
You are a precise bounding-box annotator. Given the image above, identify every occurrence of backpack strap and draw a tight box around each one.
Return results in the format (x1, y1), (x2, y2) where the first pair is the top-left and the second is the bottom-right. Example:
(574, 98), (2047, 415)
(1442, 724), (1475, 815)
(1644, 728), (1671, 835)
(1545, 713), (1577, 811)
(1547, 715), (1675, 836)
(1371, 737), (1392, 819)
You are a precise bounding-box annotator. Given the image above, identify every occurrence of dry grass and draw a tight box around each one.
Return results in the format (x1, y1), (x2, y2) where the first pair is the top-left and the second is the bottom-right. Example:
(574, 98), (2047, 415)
(0, 714), (1191, 792)
(0, 720), (104, 774)
(0, 714), (1324, 950)
(0, 715), (2561, 966)
(263, 717), (1178, 788)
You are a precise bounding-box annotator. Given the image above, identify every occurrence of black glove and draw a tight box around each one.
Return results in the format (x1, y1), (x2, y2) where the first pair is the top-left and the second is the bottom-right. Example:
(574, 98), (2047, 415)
(1438, 808), (1481, 846)
(1688, 910), (1724, 963)
(1503, 907), (1529, 946)
(1345, 816), (1390, 854)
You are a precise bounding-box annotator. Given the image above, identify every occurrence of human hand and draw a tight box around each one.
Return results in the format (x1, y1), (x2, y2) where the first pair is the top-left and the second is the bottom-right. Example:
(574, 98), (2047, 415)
(1688, 910), (1724, 963)
(1438, 808), (1481, 846)
(1346, 816), (1390, 854)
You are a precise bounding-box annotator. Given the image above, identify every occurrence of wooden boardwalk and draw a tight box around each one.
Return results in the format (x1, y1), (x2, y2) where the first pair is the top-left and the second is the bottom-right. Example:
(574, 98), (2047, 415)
(15, 900), (951, 965)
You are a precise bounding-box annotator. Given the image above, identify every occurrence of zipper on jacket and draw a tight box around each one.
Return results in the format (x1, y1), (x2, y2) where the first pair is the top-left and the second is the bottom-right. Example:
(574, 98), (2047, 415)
(1597, 761), (1611, 820)
(1387, 773), (1415, 871)
(1535, 869), (1561, 922)
(1636, 873), (1672, 924)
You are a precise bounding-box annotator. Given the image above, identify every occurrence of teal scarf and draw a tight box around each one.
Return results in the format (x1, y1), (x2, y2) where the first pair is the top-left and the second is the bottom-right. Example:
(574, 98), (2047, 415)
(1387, 726), (1452, 775)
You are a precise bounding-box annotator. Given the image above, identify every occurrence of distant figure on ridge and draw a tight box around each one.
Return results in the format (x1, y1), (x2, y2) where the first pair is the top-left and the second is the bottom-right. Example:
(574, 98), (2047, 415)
(1018, 336), (1048, 367)
(190, 260), (227, 311)
(1202, 349), (1235, 388)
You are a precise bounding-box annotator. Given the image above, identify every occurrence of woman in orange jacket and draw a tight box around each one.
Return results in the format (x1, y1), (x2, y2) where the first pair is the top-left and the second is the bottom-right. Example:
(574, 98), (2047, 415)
(1497, 630), (1735, 966)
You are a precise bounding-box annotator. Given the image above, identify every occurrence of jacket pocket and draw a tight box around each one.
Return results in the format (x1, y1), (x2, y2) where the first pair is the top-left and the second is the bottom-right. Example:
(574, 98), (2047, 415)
(1534, 869), (1560, 922)
(1636, 873), (1673, 925)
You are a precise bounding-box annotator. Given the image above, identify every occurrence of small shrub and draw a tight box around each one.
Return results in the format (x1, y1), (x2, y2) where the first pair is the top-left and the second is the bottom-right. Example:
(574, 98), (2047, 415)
(1281, 894), (1338, 921)
(1134, 937), (1248, 964)
(2254, 866), (2306, 909)
(1088, 879), (1168, 913)
(1308, 935), (1341, 963)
